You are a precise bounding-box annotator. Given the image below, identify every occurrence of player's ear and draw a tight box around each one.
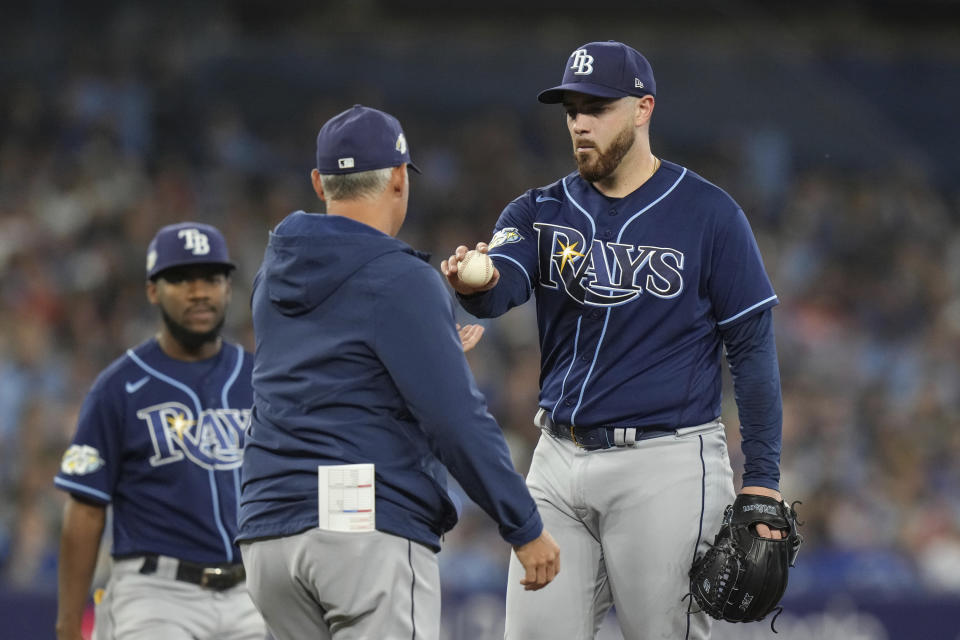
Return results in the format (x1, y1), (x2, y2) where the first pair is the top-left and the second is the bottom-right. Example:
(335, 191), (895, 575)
(636, 95), (655, 126)
(146, 279), (159, 305)
(311, 169), (326, 202)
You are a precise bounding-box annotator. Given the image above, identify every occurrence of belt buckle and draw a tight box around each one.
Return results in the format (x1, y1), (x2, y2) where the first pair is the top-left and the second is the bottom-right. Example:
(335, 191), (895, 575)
(568, 425), (582, 448)
(201, 566), (227, 590)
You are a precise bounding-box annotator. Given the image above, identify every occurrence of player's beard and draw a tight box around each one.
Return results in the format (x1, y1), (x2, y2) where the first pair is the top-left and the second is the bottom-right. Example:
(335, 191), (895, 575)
(160, 307), (224, 352)
(574, 122), (636, 183)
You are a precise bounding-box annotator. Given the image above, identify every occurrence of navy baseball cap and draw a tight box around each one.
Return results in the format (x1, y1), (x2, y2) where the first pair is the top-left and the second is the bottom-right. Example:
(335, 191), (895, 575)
(146, 222), (236, 280)
(315, 104), (421, 175)
(538, 41), (656, 104)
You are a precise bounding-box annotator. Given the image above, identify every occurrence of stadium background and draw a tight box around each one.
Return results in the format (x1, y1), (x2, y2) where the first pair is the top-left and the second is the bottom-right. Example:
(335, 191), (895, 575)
(1, 1), (959, 638)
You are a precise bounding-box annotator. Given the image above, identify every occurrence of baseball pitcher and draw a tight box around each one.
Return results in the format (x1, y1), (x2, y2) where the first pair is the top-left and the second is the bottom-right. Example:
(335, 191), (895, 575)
(443, 41), (796, 639)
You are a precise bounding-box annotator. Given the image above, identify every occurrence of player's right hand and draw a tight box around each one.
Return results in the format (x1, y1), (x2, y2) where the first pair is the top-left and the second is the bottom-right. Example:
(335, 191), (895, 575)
(514, 529), (560, 591)
(440, 243), (500, 295)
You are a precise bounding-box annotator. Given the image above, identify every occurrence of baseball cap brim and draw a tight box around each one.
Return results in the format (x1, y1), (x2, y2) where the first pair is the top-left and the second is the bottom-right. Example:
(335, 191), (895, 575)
(537, 83), (638, 104)
(320, 160), (422, 176)
(150, 259), (236, 280)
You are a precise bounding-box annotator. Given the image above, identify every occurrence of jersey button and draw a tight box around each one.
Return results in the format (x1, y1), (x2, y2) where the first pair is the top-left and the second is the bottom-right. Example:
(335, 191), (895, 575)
(609, 208), (618, 216)
(564, 398), (575, 406)
(601, 229), (613, 239)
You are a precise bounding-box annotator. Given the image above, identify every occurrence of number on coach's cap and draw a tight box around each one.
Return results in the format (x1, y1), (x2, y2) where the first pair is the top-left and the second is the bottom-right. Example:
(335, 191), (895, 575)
(315, 104), (421, 176)
(537, 40), (656, 104)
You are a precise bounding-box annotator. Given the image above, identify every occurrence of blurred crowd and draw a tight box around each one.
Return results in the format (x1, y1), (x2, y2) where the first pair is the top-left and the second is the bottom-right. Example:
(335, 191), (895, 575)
(2, 3), (959, 603)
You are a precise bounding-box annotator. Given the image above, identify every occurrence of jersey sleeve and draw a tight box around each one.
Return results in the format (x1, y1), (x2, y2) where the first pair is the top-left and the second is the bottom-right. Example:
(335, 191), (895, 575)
(709, 207), (778, 327)
(487, 195), (539, 289)
(54, 379), (123, 504)
(458, 194), (539, 318)
(720, 309), (782, 490)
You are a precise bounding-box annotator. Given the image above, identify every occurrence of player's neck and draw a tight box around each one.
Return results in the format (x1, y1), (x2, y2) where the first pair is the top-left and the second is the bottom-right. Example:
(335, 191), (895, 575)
(326, 199), (397, 237)
(156, 331), (223, 362)
(592, 150), (660, 199)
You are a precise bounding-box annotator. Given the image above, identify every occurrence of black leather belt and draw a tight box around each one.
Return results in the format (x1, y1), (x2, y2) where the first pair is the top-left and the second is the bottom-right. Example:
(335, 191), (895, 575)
(536, 408), (676, 451)
(138, 554), (246, 591)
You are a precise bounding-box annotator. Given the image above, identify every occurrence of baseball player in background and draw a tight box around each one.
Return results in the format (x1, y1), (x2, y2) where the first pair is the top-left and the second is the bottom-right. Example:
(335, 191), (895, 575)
(237, 104), (559, 640)
(442, 41), (787, 639)
(54, 223), (265, 640)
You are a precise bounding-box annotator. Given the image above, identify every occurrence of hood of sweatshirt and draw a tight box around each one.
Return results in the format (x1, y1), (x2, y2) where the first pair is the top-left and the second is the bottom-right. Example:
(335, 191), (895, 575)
(260, 211), (427, 316)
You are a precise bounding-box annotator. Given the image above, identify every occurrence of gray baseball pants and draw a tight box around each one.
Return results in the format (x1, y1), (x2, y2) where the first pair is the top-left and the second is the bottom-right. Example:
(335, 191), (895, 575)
(241, 528), (440, 640)
(505, 421), (735, 640)
(92, 557), (265, 640)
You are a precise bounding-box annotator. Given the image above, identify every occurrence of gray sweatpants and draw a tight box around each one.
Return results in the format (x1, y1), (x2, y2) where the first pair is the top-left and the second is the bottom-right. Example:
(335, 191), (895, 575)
(505, 421), (736, 640)
(241, 528), (440, 640)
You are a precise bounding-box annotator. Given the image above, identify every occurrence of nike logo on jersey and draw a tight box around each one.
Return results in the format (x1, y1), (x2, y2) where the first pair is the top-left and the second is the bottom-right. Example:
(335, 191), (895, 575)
(534, 222), (685, 306)
(535, 194), (562, 204)
(125, 376), (151, 394)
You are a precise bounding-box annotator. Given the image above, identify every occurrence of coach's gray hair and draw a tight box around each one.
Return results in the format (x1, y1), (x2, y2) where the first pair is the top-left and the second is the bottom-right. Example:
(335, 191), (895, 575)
(319, 167), (394, 201)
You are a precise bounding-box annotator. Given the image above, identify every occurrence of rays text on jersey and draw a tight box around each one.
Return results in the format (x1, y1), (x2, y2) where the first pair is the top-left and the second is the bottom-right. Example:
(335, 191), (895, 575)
(136, 402), (250, 470)
(534, 222), (684, 306)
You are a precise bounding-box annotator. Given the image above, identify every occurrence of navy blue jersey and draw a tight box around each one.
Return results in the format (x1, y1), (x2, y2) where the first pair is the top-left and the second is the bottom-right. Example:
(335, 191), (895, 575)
(54, 338), (254, 564)
(460, 161), (777, 430)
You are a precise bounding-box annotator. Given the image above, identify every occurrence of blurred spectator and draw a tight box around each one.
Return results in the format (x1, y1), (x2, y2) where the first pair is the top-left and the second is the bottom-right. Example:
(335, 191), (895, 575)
(1, 2), (959, 607)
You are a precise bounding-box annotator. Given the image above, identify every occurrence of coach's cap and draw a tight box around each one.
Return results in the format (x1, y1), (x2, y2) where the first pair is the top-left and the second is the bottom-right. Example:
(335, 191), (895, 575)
(537, 41), (656, 104)
(146, 222), (235, 280)
(315, 104), (421, 175)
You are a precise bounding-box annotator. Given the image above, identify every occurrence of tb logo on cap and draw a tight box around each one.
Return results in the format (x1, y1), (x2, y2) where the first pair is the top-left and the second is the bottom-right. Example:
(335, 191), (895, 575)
(570, 49), (594, 75)
(178, 228), (210, 255)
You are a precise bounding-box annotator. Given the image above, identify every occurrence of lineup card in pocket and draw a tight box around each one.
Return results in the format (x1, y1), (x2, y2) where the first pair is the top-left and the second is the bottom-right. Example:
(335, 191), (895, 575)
(318, 463), (375, 532)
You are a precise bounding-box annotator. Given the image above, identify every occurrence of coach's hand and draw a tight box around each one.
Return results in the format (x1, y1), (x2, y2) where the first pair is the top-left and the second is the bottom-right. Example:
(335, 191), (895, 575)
(441, 243), (500, 295)
(514, 530), (560, 591)
(457, 323), (485, 352)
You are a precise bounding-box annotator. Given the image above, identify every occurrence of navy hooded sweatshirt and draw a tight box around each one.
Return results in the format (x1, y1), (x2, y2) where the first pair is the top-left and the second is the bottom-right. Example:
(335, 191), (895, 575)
(237, 212), (542, 551)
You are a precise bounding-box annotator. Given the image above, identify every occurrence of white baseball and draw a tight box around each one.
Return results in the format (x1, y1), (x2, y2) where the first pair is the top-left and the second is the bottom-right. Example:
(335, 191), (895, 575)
(457, 250), (494, 288)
